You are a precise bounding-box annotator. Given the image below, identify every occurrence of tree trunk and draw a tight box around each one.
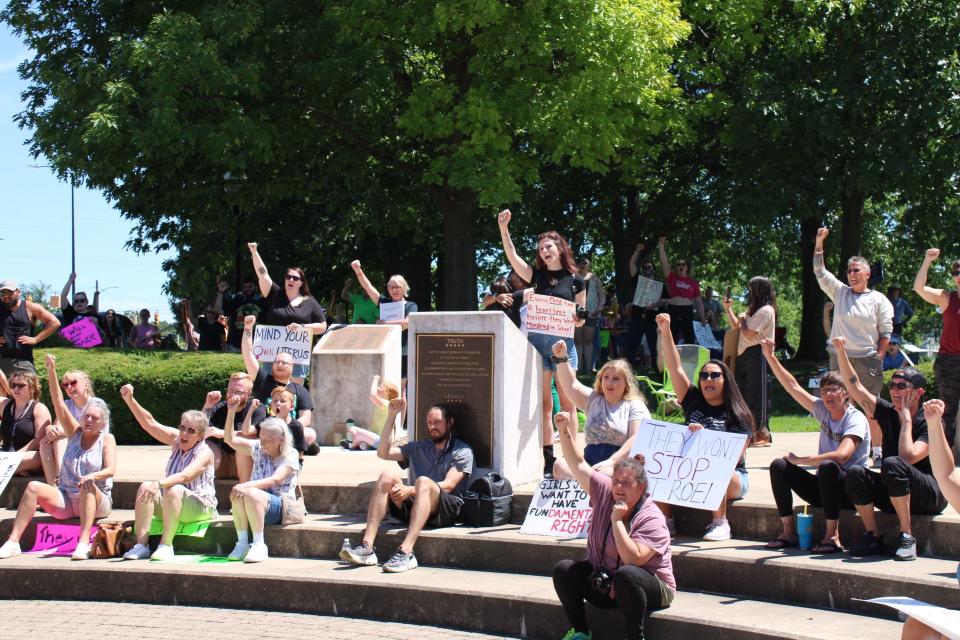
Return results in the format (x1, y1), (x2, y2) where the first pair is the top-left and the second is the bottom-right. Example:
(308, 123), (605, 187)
(796, 216), (826, 360)
(609, 189), (630, 305)
(839, 190), (866, 275)
(435, 188), (478, 310)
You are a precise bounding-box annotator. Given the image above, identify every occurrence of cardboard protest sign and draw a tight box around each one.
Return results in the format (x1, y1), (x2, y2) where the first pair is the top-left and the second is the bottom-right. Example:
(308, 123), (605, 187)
(629, 418), (748, 511)
(379, 301), (405, 322)
(252, 324), (312, 367)
(632, 276), (664, 308)
(520, 478), (592, 538)
(26, 522), (97, 557)
(0, 452), (22, 498)
(59, 318), (102, 348)
(693, 321), (721, 350)
(861, 598), (960, 640)
(525, 294), (576, 339)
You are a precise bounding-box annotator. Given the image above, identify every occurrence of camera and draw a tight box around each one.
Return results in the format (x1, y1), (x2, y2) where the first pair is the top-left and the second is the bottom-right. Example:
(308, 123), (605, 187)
(589, 568), (614, 594)
(576, 306), (589, 320)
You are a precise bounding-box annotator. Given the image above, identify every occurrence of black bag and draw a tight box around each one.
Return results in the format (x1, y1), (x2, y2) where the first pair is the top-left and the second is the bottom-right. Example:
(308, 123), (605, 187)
(461, 473), (513, 527)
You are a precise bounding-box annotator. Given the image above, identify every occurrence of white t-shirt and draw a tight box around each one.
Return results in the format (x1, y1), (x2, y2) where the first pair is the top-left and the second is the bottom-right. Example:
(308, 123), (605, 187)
(250, 440), (299, 499)
(584, 391), (649, 447)
(809, 399), (870, 470)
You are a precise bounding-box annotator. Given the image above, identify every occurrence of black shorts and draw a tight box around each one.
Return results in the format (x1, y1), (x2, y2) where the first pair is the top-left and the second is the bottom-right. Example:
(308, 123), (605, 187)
(388, 482), (463, 528)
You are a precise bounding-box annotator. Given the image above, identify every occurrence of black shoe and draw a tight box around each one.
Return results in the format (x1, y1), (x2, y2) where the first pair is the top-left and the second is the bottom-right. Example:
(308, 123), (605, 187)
(305, 443), (321, 456)
(848, 531), (885, 557)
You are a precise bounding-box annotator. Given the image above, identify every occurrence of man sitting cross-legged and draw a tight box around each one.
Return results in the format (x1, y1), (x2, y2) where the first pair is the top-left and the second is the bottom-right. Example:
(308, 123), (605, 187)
(835, 337), (950, 560)
(340, 397), (473, 573)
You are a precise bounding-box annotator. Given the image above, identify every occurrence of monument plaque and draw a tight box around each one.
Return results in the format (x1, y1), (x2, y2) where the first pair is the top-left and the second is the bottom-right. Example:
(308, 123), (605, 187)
(415, 334), (494, 467)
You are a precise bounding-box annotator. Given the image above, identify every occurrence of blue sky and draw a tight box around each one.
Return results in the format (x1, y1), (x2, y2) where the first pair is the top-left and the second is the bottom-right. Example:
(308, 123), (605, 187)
(0, 24), (173, 317)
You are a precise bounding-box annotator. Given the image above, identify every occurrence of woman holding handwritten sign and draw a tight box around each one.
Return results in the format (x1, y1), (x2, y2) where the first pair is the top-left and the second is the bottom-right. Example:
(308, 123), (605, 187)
(498, 209), (586, 478)
(760, 339), (869, 554)
(655, 314), (752, 541)
(550, 340), (650, 480)
(349, 260), (418, 385)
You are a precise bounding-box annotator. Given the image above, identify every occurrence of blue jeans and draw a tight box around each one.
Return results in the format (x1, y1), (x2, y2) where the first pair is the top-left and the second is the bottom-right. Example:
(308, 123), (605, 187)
(527, 332), (578, 372)
(264, 493), (283, 525)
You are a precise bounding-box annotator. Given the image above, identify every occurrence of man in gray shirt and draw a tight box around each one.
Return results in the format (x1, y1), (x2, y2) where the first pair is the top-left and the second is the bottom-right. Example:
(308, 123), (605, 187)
(341, 397), (474, 573)
(813, 226), (893, 464)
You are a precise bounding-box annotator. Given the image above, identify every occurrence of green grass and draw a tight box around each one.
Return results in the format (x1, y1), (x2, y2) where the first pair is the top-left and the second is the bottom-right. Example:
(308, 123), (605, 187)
(770, 415), (819, 432)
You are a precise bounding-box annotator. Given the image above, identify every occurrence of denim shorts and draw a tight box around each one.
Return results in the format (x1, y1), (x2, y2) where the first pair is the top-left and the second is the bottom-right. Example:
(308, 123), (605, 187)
(584, 443), (621, 466)
(733, 469), (750, 501)
(264, 493), (284, 525)
(526, 332), (578, 372)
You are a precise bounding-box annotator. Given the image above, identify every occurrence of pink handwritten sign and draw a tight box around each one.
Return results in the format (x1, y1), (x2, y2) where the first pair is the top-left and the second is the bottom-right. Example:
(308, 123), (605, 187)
(525, 294), (576, 338)
(60, 317), (102, 348)
(26, 522), (98, 556)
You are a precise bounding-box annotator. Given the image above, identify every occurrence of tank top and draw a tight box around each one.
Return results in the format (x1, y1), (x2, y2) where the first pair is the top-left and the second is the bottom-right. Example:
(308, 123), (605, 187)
(0, 300), (32, 360)
(164, 441), (217, 508)
(58, 430), (112, 497)
(941, 291), (960, 355)
(1, 400), (36, 451)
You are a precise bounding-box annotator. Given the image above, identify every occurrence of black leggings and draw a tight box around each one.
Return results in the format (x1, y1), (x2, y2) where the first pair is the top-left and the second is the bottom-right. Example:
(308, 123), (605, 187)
(845, 457), (948, 514)
(735, 345), (770, 436)
(934, 353), (960, 446)
(667, 304), (696, 345)
(553, 559), (668, 640)
(769, 458), (853, 520)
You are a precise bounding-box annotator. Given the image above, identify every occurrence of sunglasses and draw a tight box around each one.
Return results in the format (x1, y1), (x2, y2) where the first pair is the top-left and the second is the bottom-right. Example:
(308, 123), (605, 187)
(285, 274), (302, 282)
(10, 382), (28, 390)
(847, 268), (862, 274)
(74, 298), (88, 303)
(889, 381), (912, 390)
(178, 424), (200, 435)
(953, 270), (960, 277)
(61, 380), (79, 388)
(699, 371), (723, 381)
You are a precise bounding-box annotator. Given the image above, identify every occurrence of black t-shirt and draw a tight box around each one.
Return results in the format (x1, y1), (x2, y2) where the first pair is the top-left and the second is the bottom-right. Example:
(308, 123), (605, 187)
(681, 386), (750, 473)
(265, 283), (326, 327)
(486, 290), (524, 328)
(531, 267), (584, 302)
(1, 399), (36, 451)
(871, 397), (934, 476)
(197, 317), (224, 351)
(223, 294), (266, 348)
(252, 368), (314, 420)
(208, 399), (267, 452)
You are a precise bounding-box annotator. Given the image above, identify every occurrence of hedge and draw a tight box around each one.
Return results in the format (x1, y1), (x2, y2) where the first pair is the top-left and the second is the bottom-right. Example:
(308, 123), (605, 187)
(34, 348), (244, 444)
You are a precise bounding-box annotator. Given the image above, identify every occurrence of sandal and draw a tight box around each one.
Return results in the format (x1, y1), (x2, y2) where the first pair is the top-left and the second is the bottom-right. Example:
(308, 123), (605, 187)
(765, 538), (798, 550)
(811, 541), (843, 554)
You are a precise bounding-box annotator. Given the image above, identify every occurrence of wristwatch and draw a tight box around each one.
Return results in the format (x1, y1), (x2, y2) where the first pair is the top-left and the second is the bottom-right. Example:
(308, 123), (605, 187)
(550, 354), (569, 364)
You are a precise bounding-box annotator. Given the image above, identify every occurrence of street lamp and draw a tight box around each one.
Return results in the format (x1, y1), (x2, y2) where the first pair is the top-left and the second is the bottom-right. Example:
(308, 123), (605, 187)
(29, 164), (76, 299)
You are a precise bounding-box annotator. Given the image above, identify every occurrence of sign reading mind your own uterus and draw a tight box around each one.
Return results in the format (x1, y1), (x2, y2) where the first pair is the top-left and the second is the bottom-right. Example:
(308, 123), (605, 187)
(252, 324), (312, 367)
(629, 418), (747, 512)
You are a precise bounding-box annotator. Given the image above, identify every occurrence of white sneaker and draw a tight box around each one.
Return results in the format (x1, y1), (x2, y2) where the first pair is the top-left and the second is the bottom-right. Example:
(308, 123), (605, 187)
(227, 542), (250, 561)
(71, 542), (91, 561)
(150, 544), (175, 562)
(665, 517), (677, 538)
(244, 543), (269, 563)
(703, 519), (731, 542)
(123, 543), (151, 560)
(0, 540), (21, 559)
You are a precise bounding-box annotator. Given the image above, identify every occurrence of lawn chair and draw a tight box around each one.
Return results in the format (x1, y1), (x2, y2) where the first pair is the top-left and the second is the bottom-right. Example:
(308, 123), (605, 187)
(637, 344), (711, 419)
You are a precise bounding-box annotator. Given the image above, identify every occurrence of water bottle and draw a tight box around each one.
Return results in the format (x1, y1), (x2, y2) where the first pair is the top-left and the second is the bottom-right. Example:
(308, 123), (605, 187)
(341, 537), (351, 552)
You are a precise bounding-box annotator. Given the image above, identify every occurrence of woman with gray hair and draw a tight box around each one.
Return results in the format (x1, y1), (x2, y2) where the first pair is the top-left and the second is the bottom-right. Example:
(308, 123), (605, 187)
(551, 410), (674, 640)
(814, 227), (893, 465)
(0, 390), (115, 561)
(119, 384), (218, 561)
(349, 260), (418, 384)
(223, 399), (300, 563)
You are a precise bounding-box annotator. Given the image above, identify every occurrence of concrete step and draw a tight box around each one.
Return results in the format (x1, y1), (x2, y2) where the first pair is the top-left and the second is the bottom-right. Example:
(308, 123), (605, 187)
(0, 553), (901, 640)
(3, 510), (955, 617)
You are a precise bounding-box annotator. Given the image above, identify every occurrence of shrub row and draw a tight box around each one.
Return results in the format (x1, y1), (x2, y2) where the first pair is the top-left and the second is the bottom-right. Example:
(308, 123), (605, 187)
(35, 348), (244, 444)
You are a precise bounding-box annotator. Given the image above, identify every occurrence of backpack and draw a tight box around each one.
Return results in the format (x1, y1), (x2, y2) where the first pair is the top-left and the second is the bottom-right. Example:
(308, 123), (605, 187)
(461, 473), (513, 527)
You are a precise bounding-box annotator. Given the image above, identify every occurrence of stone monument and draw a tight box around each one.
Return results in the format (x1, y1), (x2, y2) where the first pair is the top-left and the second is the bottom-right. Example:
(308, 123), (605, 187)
(407, 311), (542, 485)
(310, 324), (402, 444)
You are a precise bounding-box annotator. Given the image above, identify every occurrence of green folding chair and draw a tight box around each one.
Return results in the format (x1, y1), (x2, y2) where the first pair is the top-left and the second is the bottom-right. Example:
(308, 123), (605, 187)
(637, 344), (711, 419)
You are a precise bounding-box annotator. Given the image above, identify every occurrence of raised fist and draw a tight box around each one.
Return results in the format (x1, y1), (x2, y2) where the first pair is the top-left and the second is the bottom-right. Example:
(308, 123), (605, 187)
(551, 340), (568, 358)
(497, 209), (512, 227)
(925, 248), (940, 261)
(350, 260), (362, 273)
(243, 315), (256, 330)
(119, 384), (134, 400)
(247, 242), (258, 253)
(655, 313), (671, 330)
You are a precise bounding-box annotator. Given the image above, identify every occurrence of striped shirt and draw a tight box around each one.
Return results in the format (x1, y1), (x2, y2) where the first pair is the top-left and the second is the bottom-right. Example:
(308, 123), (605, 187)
(165, 441), (217, 508)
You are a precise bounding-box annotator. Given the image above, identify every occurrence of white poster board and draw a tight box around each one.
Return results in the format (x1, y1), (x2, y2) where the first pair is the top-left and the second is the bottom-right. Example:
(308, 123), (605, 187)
(633, 276), (663, 308)
(0, 452), (23, 498)
(379, 301), (405, 322)
(525, 294), (576, 339)
(693, 321), (721, 350)
(629, 418), (747, 511)
(520, 478), (592, 538)
(252, 324), (312, 366)
(861, 598), (960, 640)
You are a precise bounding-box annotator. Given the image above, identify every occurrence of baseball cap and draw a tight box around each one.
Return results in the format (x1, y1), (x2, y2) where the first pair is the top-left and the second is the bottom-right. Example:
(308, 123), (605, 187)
(891, 368), (927, 389)
(0, 280), (18, 292)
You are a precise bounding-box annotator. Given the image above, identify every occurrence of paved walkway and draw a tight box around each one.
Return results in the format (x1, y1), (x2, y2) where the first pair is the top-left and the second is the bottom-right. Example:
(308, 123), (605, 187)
(4, 600), (517, 639)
